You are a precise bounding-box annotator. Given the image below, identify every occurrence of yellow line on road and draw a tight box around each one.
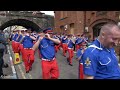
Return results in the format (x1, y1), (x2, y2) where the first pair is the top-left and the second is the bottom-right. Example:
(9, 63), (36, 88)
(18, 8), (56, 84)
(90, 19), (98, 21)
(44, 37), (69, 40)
(18, 65), (26, 79)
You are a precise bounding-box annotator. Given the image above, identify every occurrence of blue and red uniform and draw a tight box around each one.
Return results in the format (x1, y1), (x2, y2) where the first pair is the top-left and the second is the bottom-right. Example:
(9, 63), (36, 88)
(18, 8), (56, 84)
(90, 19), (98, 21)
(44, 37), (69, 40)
(76, 48), (84, 79)
(11, 33), (15, 52)
(13, 33), (19, 53)
(81, 39), (120, 79)
(19, 35), (24, 61)
(39, 38), (59, 79)
(38, 28), (59, 79)
(22, 35), (35, 73)
(75, 37), (83, 51)
(61, 36), (68, 57)
(53, 35), (60, 53)
(67, 38), (74, 65)
(15, 34), (23, 54)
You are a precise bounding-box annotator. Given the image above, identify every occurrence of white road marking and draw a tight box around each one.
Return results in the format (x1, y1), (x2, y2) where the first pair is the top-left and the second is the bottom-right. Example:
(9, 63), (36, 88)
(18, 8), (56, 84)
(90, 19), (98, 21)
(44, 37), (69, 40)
(18, 65), (26, 79)
(7, 45), (17, 79)
(22, 63), (33, 79)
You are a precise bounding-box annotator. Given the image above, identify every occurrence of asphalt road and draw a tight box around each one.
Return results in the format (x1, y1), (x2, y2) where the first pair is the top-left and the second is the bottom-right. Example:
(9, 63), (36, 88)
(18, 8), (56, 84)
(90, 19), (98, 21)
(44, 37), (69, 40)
(3, 45), (120, 79)
(5, 45), (79, 79)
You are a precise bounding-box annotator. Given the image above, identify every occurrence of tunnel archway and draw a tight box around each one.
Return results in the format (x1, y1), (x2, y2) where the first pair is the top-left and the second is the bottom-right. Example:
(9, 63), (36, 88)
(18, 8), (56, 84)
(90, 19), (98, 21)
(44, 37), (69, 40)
(90, 18), (116, 40)
(0, 19), (43, 32)
(92, 22), (107, 39)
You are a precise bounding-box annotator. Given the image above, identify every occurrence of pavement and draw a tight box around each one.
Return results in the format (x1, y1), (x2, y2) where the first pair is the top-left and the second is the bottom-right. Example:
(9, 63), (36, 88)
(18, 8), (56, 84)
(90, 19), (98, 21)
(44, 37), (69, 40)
(1, 44), (18, 79)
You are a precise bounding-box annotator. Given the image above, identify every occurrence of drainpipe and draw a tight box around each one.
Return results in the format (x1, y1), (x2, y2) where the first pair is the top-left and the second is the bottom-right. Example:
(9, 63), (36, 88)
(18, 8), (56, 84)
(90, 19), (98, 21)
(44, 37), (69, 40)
(84, 11), (86, 34)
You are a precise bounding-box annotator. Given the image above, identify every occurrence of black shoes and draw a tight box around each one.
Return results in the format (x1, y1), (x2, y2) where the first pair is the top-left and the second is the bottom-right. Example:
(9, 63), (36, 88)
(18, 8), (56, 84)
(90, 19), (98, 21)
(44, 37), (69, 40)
(26, 67), (32, 73)
(67, 58), (73, 66)
(69, 63), (73, 66)
(26, 71), (29, 73)
(63, 54), (66, 57)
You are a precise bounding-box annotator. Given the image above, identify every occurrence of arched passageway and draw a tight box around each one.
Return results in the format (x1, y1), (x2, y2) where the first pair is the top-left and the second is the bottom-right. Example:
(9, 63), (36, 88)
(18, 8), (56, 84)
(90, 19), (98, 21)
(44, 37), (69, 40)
(0, 19), (43, 32)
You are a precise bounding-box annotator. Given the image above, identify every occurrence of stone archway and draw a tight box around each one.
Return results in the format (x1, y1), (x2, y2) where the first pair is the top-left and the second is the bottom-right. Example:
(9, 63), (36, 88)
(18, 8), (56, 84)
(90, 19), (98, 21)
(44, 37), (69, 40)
(89, 18), (116, 40)
(92, 22), (107, 39)
(0, 19), (43, 32)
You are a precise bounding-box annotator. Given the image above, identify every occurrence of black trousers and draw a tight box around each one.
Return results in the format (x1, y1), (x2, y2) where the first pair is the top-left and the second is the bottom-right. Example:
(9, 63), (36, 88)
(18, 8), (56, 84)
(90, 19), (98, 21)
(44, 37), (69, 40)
(0, 49), (4, 76)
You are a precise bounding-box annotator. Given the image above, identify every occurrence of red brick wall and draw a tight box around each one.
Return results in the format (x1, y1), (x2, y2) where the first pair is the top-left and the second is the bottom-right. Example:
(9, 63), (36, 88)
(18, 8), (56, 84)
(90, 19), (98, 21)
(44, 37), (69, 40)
(54, 11), (119, 38)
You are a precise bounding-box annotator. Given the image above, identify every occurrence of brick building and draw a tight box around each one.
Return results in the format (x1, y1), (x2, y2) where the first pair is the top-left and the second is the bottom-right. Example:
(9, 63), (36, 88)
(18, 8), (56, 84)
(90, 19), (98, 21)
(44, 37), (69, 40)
(54, 11), (120, 40)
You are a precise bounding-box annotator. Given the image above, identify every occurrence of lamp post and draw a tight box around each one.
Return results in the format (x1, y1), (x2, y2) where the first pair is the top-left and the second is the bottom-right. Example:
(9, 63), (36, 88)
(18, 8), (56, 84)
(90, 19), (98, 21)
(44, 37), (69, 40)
(64, 24), (68, 34)
(85, 27), (88, 32)
(84, 11), (86, 33)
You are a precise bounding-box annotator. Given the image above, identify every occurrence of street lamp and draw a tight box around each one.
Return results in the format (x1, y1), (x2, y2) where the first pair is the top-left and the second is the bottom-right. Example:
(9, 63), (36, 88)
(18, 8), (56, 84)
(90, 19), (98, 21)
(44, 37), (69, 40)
(85, 26), (88, 32)
(64, 25), (68, 30)
(64, 25), (68, 33)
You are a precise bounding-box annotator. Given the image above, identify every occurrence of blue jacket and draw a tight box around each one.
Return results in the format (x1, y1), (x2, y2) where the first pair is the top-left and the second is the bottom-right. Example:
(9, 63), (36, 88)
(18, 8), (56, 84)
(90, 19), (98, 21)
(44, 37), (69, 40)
(13, 33), (18, 41)
(16, 34), (23, 42)
(76, 48), (83, 59)
(75, 38), (83, 45)
(39, 38), (55, 60)
(68, 39), (74, 48)
(81, 39), (120, 79)
(22, 35), (34, 48)
(61, 36), (68, 43)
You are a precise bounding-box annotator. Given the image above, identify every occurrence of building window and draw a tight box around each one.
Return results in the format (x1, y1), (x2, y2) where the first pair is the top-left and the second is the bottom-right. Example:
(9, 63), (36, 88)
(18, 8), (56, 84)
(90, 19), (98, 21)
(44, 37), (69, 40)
(70, 23), (74, 28)
(70, 23), (75, 34)
(60, 25), (64, 33)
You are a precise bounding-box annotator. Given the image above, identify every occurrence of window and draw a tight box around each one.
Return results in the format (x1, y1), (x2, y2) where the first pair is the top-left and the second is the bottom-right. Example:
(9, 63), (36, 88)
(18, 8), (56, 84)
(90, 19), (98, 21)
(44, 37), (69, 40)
(70, 23), (74, 28)
(60, 25), (64, 33)
(70, 23), (74, 34)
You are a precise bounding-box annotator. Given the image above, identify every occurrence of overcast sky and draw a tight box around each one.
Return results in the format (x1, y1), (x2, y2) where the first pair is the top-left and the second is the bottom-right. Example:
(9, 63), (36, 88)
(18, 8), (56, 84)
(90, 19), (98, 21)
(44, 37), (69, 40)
(41, 11), (54, 16)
